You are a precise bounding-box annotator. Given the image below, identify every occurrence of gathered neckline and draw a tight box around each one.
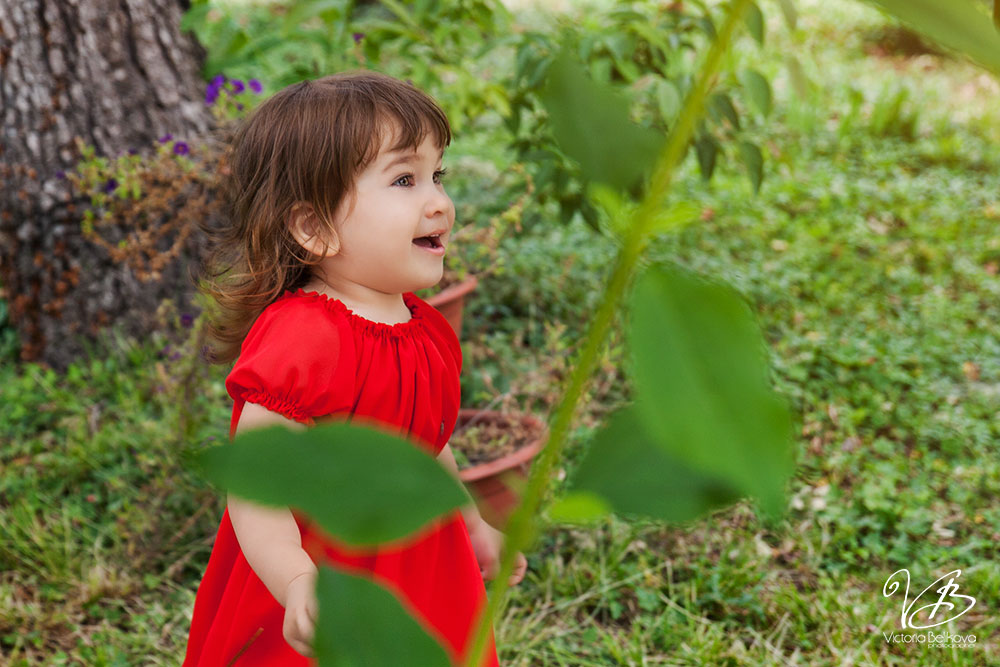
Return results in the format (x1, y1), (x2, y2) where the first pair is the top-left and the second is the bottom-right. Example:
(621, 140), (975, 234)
(279, 288), (427, 338)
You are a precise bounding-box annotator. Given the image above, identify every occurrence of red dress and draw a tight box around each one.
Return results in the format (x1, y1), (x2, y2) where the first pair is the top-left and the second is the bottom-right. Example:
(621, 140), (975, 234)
(184, 288), (500, 666)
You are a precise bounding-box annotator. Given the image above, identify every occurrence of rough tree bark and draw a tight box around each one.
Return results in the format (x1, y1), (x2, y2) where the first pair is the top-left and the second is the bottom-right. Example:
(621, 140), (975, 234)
(0, 0), (217, 370)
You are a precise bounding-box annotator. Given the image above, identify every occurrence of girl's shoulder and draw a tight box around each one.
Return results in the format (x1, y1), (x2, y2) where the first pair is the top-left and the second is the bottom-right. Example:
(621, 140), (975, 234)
(228, 290), (357, 424)
(243, 288), (351, 351)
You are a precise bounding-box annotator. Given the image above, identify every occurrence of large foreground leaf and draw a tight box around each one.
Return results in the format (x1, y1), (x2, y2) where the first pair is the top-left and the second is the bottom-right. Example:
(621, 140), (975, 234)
(314, 565), (452, 666)
(540, 48), (665, 194)
(868, 0), (1000, 75)
(628, 263), (795, 519)
(193, 422), (467, 546)
(568, 407), (741, 523)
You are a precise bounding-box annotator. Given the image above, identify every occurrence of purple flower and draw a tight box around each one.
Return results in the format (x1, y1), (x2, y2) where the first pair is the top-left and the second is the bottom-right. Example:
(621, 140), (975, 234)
(352, 32), (364, 44)
(170, 350), (182, 361)
(127, 148), (137, 155)
(212, 73), (225, 86)
(180, 313), (194, 328)
(249, 79), (262, 94)
(231, 79), (245, 94)
(158, 133), (173, 144)
(173, 141), (189, 156)
(205, 83), (220, 106)
(236, 103), (244, 111)
(103, 178), (118, 194)
(55, 170), (66, 180)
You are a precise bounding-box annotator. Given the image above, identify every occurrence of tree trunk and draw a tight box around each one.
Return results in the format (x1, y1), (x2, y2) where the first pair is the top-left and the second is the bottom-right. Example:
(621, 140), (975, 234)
(0, 0), (217, 370)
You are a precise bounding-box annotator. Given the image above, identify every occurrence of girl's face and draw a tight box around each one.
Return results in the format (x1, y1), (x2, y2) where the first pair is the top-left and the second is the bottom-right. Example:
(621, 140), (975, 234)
(318, 127), (455, 297)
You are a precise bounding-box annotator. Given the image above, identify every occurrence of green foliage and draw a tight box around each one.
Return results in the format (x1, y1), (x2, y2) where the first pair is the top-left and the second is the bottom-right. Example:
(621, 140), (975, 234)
(68, 137), (197, 230)
(194, 422), (468, 546)
(0, 294), (19, 363)
(868, 0), (1000, 75)
(506, 1), (773, 228)
(739, 68), (772, 116)
(743, 1), (765, 46)
(567, 406), (742, 522)
(182, 0), (512, 133)
(867, 83), (919, 139)
(181, 0), (355, 86)
(183, 0), (776, 227)
(621, 263), (794, 519)
(539, 48), (665, 196)
(349, 0), (513, 133)
(314, 566), (452, 665)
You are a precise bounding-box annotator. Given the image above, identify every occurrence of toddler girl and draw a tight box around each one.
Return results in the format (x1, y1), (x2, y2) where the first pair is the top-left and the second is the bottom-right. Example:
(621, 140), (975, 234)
(183, 71), (527, 666)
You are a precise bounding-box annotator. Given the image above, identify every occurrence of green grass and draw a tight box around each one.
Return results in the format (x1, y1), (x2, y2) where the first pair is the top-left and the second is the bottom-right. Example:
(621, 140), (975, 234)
(3, 0), (1000, 664)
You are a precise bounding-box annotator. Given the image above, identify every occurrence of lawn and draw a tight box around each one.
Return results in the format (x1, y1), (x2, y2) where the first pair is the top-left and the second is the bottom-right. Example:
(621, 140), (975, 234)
(1, 0), (998, 664)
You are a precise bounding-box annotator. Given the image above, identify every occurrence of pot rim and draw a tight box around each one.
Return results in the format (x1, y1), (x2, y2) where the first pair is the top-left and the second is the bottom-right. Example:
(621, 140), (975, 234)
(426, 275), (479, 307)
(454, 407), (548, 482)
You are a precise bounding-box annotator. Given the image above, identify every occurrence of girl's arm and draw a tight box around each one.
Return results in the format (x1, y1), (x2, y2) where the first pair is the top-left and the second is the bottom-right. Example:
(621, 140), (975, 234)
(228, 401), (318, 608)
(436, 442), (484, 526)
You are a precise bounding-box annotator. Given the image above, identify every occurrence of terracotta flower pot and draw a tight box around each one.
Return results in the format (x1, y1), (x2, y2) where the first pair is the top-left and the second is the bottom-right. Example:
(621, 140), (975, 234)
(426, 275), (478, 338)
(454, 408), (548, 530)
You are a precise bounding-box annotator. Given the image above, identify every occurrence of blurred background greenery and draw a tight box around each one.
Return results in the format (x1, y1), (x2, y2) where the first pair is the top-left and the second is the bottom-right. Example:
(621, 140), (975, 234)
(2, 0), (999, 663)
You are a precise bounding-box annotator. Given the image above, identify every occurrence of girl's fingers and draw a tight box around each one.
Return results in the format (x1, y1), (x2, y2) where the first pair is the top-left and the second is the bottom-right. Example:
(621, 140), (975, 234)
(290, 637), (312, 657)
(306, 596), (319, 623)
(299, 615), (315, 653)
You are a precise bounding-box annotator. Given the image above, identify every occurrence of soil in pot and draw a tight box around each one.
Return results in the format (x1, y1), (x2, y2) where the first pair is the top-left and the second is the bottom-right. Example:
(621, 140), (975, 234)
(450, 411), (539, 468)
(450, 409), (547, 530)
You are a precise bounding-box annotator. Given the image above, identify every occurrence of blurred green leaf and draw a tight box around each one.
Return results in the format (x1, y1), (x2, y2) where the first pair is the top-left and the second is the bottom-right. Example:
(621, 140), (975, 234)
(694, 133), (719, 180)
(738, 140), (764, 193)
(314, 565), (451, 666)
(867, 0), (1000, 75)
(628, 263), (795, 519)
(785, 55), (810, 99)
(650, 200), (701, 235)
(740, 69), (772, 116)
(547, 490), (613, 524)
(708, 92), (740, 130)
(569, 407), (741, 523)
(656, 79), (682, 125)
(540, 48), (665, 193)
(744, 2), (765, 45)
(284, 0), (348, 28)
(776, 0), (798, 31)
(194, 423), (467, 546)
(179, 2), (211, 32)
(698, 15), (717, 40)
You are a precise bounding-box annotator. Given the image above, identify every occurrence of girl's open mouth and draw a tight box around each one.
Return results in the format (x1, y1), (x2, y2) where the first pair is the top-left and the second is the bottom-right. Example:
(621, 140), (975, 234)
(412, 234), (445, 255)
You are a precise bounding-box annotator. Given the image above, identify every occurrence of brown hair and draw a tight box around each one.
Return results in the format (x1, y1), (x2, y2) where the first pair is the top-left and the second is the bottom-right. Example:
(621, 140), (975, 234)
(197, 70), (452, 364)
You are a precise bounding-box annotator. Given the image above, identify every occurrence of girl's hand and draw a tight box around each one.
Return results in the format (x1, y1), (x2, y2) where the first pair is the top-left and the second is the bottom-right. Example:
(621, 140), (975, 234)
(283, 569), (319, 657)
(466, 517), (528, 586)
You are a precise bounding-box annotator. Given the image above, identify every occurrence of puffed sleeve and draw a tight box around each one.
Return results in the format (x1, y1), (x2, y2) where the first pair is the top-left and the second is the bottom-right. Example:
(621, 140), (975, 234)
(225, 296), (356, 431)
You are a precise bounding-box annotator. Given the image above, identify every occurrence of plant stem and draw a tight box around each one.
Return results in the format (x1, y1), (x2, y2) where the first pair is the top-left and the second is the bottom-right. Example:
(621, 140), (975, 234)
(461, 1), (753, 664)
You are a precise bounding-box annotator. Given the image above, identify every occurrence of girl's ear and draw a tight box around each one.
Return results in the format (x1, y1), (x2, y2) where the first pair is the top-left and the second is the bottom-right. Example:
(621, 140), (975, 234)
(287, 203), (340, 258)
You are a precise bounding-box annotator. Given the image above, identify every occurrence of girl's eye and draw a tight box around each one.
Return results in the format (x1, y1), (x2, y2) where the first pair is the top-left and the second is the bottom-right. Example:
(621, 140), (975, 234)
(391, 169), (447, 187)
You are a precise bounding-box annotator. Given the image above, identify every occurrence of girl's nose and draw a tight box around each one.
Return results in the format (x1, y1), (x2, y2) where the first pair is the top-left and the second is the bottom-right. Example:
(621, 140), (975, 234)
(425, 187), (454, 220)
